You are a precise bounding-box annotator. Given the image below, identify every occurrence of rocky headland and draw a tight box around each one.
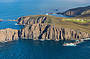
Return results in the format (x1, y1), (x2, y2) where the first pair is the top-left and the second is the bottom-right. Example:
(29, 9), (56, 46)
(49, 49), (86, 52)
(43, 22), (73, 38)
(0, 28), (18, 42)
(0, 6), (90, 42)
(61, 6), (90, 17)
(0, 15), (90, 42)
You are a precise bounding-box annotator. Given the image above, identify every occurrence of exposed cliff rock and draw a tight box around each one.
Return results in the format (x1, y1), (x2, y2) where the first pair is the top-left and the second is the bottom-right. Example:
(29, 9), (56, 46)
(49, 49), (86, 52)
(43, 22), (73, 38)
(17, 15), (63, 25)
(62, 6), (90, 17)
(0, 15), (90, 42)
(19, 24), (90, 40)
(17, 15), (47, 25)
(75, 10), (90, 18)
(81, 10), (90, 15)
(17, 15), (90, 40)
(0, 28), (18, 42)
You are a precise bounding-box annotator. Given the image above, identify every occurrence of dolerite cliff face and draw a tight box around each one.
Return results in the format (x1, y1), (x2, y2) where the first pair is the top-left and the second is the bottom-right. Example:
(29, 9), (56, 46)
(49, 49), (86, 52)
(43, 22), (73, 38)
(62, 6), (90, 17)
(17, 15), (90, 40)
(0, 28), (18, 42)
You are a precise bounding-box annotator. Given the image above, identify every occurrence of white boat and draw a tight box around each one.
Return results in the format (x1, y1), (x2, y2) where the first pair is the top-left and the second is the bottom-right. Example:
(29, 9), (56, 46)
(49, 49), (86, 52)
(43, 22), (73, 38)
(63, 43), (76, 46)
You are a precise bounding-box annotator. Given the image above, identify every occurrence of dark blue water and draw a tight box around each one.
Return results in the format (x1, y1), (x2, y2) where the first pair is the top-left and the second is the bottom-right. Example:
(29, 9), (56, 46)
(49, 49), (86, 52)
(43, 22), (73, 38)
(0, 0), (90, 29)
(0, 0), (90, 20)
(0, 0), (90, 59)
(0, 40), (90, 59)
(0, 21), (24, 30)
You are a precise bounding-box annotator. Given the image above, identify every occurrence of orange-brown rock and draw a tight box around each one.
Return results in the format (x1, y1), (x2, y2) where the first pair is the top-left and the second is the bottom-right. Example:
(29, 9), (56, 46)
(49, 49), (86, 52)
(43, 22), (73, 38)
(0, 15), (90, 42)
(0, 28), (18, 42)
(19, 24), (90, 40)
(17, 16), (47, 25)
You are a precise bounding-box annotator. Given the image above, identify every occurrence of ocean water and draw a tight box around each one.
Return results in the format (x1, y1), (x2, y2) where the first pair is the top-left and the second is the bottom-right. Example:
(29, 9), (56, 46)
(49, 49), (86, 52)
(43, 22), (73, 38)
(0, 40), (90, 59)
(0, 0), (90, 29)
(0, 0), (90, 20)
(0, 0), (90, 59)
(0, 21), (24, 30)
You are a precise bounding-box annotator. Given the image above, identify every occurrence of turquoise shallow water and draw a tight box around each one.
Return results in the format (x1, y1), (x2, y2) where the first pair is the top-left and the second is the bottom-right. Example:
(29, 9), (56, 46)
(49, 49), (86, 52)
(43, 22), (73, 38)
(0, 40), (90, 59)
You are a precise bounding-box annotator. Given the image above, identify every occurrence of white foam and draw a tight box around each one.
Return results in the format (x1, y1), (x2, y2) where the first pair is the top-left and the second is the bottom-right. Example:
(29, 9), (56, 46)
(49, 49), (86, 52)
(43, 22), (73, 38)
(15, 23), (18, 25)
(45, 13), (48, 15)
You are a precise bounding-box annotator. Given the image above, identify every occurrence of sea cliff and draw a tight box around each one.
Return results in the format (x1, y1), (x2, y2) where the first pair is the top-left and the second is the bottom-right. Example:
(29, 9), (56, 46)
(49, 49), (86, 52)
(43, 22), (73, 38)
(0, 15), (90, 42)
(61, 6), (90, 17)
(19, 23), (90, 40)
(0, 28), (18, 42)
(17, 15), (90, 40)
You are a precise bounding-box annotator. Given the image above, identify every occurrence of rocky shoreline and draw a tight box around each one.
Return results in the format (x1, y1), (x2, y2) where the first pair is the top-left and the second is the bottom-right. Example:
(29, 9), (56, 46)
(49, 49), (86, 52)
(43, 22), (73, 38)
(0, 15), (90, 42)
(0, 28), (18, 42)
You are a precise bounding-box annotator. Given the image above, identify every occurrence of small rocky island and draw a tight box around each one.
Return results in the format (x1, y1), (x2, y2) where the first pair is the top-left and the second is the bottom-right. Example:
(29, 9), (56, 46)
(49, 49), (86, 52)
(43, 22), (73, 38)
(0, 6), (90, 42)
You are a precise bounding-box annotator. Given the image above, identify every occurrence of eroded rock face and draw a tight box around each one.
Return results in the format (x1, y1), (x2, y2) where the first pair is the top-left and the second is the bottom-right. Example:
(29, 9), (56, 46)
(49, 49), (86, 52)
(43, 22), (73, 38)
(0, 28), (18, 42)
(62, 6), (90, 17)
(19, 24), (90, 40)
(17, 16), (47, 25)
(17, 15), (90, 40)
(0, 15), (90, 42)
